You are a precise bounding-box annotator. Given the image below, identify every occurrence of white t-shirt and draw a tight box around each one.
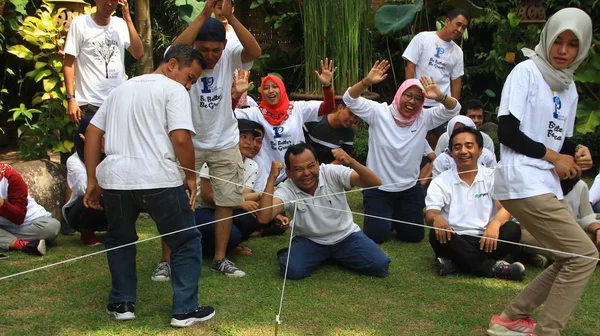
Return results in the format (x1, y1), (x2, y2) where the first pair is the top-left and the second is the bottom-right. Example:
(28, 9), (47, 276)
(197, 158), (258, 208)
(433, 148), (497, 178)
(589, 172), (600, 205)
(61, 153), (87, 222)
(493, 60), (578, 200)
(91, 74), (196, 190)
(435, 131), (495, 156)
(64, 15), (130, 107)
(402, 31), (464, 107)
(274, 164), (360, 245)
(235, 102), (322, 183)
(189, 44), (252, 150)
(0, 180), (51, 231)
(426, 166), (497, 235)
(343, 89), (460, 192)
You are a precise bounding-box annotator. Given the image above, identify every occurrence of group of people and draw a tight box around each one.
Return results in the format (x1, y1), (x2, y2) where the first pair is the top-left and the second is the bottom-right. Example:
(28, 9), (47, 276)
(1, 1), (598, 334)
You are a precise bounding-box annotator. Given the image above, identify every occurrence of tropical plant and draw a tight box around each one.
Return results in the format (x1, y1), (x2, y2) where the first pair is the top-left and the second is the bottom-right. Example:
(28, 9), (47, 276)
(6, 1), (74, 160)
(574, 40), (600, 134)
(300, 0), (372, 96)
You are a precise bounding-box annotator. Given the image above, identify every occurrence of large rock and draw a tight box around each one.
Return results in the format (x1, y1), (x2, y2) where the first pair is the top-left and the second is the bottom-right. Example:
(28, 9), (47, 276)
(11, 160), (67, 222)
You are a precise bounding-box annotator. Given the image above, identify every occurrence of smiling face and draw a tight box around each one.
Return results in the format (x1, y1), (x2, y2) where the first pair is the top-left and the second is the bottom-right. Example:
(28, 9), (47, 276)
(193, 40), (225, 69)
(249, 128), (263, 159)
(444, 14), (469, 41)
(263, 79), (281, 106)
(465, 108), (484, 129)
(336, 106), (359, 128)
(549, 30), (579, 70)
(286, 149), (320, 195)
(398, 86), (425, 118)
(451, 131), (482, 172)
(239, 130), (255, 158)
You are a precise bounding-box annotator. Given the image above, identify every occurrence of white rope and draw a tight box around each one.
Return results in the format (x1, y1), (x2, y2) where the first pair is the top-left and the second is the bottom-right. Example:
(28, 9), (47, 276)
(274, 201), (298, 336)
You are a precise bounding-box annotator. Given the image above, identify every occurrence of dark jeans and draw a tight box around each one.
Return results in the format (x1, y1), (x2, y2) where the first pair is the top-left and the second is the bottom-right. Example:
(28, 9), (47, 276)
(278, 231), (390, 280)
(362, 184), (426, 244)
(64, 196), (108, 232)
(103, 186), (202, 315)
(428, 221), (522, 277)
(195, 207), (243, 256)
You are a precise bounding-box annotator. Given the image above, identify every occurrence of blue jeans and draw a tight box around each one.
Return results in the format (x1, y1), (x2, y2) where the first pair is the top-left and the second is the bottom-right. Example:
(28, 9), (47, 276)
(362, 184), (425, 244)
(593, 202), (600, 214)
(103, 187), (202, 315)
(278, 231), (390, 280)
(195, 207), (243, 256)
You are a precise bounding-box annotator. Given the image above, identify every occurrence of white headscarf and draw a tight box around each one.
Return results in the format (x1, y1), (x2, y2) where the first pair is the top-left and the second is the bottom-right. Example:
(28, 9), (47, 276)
(521, 8), (593, 91)
(446, 115), (476, 139)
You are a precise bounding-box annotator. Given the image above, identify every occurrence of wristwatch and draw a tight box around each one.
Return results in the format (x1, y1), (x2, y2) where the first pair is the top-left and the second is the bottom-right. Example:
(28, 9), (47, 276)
(65, 94), (75, 100)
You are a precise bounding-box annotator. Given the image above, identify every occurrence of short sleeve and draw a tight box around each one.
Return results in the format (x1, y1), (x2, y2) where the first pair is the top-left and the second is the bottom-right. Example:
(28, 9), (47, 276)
(166, 85), (195, 135)
(120, 19), (131, 50)
(63, 17), (82, 57)
(90, 94), (109, 131)
(324, 164), (353, 190)
(243, 159), (258, 189)
(564, 87), (578, 138)
(425, 177), (449, 211)
(402, 32), (423, 64)
(294, 100), (322, 123)
(274, 184), (296, 212)
(228, 43), (252, 73)
(498, 62), (533, 121)
(450, 49), (464, 79)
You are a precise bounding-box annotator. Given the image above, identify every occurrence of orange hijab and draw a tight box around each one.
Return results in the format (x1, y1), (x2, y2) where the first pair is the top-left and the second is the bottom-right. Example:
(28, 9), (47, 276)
(259, 75), (291, 126)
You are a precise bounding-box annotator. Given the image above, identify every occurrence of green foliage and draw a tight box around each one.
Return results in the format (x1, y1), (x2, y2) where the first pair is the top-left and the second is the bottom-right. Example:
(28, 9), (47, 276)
(374, 0), (423, 35)
(353, 121), (369, 165)
(9, 0), (28, 16)
(6, 1), (73, 160)
(574, 41), (600, 134)
(175, 0), (205, 25)
(250, 0), (298, 31)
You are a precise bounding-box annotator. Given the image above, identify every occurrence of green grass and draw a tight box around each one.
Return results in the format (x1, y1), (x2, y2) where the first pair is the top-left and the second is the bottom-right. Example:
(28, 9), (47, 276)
(1, 192), (599, 336)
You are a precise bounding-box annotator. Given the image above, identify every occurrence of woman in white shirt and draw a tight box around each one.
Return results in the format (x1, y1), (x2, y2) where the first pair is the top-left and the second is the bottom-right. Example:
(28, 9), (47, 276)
(343, 60), (460, 244)
(487, 8), (597, 336)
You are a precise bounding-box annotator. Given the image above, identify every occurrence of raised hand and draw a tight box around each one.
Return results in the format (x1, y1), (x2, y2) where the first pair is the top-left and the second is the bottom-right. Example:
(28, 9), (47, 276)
(233, 69), (253, 99)
(331, 148), (356, 167)
(221, 0), (234, 21)
(363, 60), (390, 86)
(419, 76), (444, 101)
(314, 58), (337, 86)
(270, 161), (285, 179)
(118, 0), (132, 22)
(201, 0), (218, 19)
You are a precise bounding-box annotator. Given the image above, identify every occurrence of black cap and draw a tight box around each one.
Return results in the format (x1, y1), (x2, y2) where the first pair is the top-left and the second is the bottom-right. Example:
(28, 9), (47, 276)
(238, 119), (261, 137)
(196, 17), (226, 42)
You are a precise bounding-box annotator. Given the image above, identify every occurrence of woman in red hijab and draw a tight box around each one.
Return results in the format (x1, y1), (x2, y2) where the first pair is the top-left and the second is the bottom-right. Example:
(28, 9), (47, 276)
(235, 59), (337, 185)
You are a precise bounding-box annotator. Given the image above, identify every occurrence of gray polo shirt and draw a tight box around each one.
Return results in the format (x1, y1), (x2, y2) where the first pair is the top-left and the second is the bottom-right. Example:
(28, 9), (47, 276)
(274, 164), (361, 245)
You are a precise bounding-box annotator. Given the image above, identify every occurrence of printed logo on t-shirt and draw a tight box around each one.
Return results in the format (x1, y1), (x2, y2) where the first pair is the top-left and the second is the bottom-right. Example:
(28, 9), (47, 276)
(92, 32), (121, 79)
(434, 42), (445, 58)
(428, 42), (446, 71)
(197, 76), (222, 109)
(271, 126), (292, 152)
(552, 93), (564, 120)
(474, 193), (489, 198)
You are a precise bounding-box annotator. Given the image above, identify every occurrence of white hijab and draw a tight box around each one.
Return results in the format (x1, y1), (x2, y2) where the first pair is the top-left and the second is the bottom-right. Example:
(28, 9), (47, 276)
(522, 8), (592, 91)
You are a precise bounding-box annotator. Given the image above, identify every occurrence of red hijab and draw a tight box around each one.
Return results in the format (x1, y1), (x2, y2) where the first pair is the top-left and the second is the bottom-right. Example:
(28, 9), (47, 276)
(259, 75), (292, 126)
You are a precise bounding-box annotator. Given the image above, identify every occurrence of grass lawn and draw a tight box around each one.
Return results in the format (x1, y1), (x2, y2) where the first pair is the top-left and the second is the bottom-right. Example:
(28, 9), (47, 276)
(1, 191), (599, 336)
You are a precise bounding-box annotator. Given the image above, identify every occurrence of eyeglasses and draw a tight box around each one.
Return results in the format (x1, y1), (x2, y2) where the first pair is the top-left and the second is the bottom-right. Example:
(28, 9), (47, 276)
(402, 92), (425, 103)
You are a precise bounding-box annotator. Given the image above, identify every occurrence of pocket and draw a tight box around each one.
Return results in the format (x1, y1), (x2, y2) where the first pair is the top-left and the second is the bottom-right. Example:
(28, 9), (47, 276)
(142, 188), (183, 223)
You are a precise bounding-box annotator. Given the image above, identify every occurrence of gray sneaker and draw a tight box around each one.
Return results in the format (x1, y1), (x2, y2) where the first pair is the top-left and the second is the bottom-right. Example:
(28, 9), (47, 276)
(211, 258), (246, 278)
(151, 261), (171, 282)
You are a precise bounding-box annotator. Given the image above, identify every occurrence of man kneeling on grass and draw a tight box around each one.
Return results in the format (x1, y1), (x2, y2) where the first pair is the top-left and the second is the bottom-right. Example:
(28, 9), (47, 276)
(257, 143), (390, 280)
(425, 127), (524, 280)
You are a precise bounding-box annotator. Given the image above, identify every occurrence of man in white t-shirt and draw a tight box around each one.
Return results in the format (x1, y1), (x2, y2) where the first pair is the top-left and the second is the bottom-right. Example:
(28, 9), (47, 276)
(83, 44), (215, 327)
(63, 0), (143, 123)
(171, 0), (261, 278)
(403, 9), (469, 107)
(425, 127), (524, 280)
(257, 143), (390, 280)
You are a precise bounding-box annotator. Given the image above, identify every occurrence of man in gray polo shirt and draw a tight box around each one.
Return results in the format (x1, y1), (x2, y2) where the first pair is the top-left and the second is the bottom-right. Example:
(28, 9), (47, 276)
(257, 143), (390, 279)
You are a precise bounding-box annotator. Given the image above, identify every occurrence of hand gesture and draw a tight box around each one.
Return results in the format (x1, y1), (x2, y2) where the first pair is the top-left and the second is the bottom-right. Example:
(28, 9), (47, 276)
(314, 58), (337, 86)
(118, 0), (132, 22)
(331, 148), (355, 167)
(419, 77), (443, 101)
(68, 100), (82, 123)
(201, 0), (217, 19)
(220, 0), (235, 21)
(479, 222), (500, 253)
(363, 60), (390, 86)
(553, 154), (581, 180)
(83, 183), (103, 210)
(275, 214), (290, 229)
(270, 161), (284, 179)
(433, 215), (454, 243)
(575, 145), (593, 171)
(240, 200), (259, 217)
(233, 69), (253, 99)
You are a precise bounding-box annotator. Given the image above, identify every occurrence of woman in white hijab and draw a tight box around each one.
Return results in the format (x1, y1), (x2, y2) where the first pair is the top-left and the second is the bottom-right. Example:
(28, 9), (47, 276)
(487, 8), (597, 336)
(432, 115), (497, 178)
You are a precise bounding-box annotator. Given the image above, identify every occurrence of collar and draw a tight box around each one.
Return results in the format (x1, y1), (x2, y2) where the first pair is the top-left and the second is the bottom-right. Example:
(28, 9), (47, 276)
(450, 167), (484, 186)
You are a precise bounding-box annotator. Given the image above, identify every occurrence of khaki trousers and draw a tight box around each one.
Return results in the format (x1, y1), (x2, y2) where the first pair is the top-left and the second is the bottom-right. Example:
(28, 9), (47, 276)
(501, 194), (598, 335)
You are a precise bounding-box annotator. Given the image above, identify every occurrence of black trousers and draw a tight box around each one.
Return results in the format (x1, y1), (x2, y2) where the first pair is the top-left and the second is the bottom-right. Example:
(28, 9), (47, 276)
(65, 196), (108, 232)
(429, 221), (521, 277)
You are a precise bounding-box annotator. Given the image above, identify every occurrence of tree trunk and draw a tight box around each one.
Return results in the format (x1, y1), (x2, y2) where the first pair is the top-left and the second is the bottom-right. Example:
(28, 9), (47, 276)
(135, 0), (153, 75)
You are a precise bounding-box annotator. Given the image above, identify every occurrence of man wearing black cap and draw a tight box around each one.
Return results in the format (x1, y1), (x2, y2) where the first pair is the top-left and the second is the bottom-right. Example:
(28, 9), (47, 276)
(171, 0), (261, 277)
